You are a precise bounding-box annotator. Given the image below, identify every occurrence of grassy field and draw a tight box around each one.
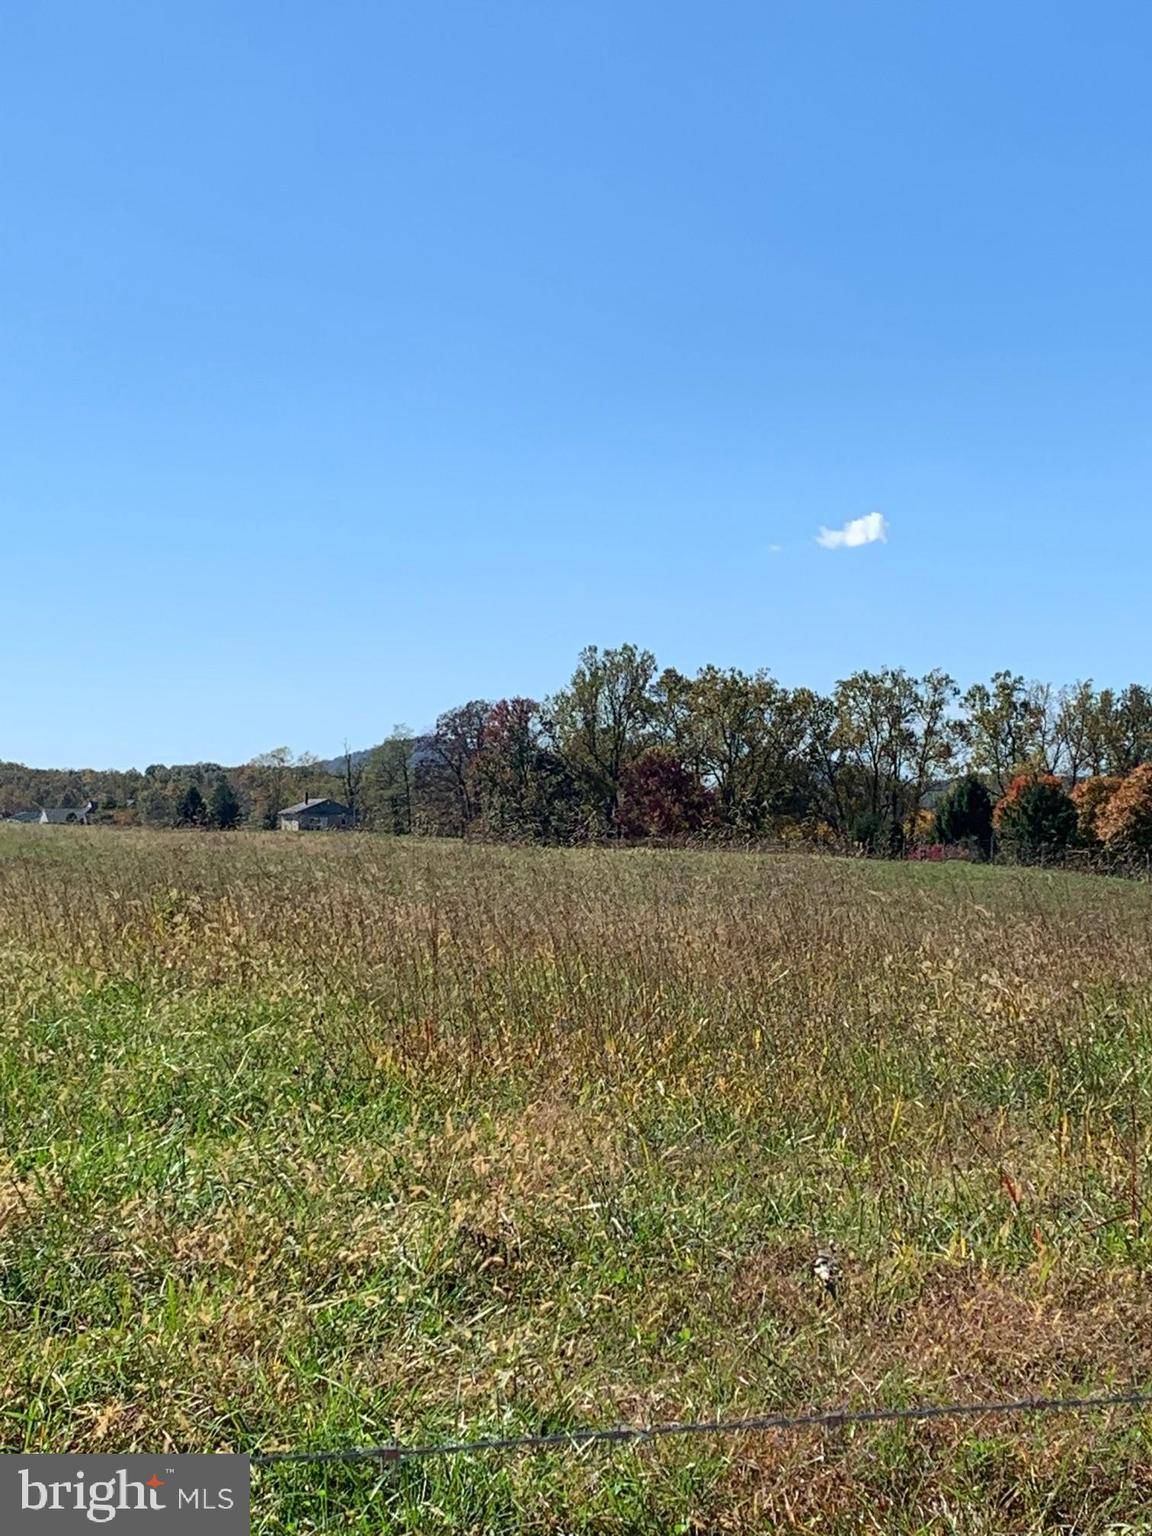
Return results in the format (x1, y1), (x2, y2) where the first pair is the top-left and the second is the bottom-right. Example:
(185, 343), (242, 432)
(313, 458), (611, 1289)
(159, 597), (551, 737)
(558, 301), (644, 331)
(1, 827), (1151, 1532)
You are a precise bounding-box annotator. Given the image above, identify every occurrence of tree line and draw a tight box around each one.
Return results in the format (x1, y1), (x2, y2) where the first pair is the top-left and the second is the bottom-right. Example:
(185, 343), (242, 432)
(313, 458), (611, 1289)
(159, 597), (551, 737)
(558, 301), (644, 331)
(4, 647), (1152, 857)
(382, 650), (1152, 858)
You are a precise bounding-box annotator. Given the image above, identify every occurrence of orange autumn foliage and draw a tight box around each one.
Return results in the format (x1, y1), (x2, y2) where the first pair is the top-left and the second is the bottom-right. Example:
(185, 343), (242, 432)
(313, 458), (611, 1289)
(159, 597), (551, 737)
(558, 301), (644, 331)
(1069, 775), (1123, 844)
(992, 773), (1066, 831)
(1096, 763), (1152, 851)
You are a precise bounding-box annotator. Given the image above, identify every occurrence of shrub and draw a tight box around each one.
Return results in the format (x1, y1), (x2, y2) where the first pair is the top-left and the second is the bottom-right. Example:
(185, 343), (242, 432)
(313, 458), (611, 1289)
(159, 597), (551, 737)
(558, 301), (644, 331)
(933, 773), (994, 856)
(994, 774), (1077, 859)
(851, 808), (903, 858)
(778, 817), (839, 848)
(908, 807), (936, 842)
(1096, 763), (1152, 852)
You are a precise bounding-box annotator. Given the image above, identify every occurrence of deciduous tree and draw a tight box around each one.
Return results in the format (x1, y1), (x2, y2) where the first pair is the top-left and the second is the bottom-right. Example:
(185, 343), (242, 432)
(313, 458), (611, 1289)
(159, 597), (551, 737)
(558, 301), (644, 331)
(1098, 686), (1152, 775)
(415, 701), (491, 836)
(654, 666), (808, 833)
(832, 668), (958, 854)
(1096, 764), (1152, 852)
(548, 644), (656, 835)
(617, 747), (714, 838)
(960, 673), (1047, 794)
(363, 729), (415, 834)
(249, 747), (294, 830)
(1069, 775), (1123, 844)
(470, 698), (580, 842)
(340, 741), (365, 825)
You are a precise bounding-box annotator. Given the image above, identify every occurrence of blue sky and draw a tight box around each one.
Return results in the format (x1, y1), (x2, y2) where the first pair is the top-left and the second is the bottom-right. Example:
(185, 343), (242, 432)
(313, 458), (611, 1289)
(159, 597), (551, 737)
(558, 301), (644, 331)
(3, 2), (1150, 768)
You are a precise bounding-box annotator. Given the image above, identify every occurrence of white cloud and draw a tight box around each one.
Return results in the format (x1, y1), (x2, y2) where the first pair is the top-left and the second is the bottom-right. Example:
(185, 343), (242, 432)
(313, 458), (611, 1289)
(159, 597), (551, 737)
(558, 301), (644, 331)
(815, 511), (889, 550)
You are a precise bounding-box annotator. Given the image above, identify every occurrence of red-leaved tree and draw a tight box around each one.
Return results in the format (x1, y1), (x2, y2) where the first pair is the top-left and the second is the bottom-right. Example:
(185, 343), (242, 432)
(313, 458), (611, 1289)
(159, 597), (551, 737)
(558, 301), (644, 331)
(617, 749), (714, 839)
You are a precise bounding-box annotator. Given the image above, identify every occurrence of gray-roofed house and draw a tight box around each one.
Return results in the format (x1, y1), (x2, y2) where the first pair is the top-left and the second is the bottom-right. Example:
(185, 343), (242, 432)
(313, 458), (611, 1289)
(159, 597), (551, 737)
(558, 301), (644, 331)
(39, 805), (91, 825)
(278, 796), (353, 831)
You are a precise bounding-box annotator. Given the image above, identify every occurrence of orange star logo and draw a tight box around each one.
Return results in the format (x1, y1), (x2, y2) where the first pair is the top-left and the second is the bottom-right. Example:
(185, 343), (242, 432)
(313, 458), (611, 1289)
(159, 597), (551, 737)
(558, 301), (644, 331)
(146, 1475), (165, 1489)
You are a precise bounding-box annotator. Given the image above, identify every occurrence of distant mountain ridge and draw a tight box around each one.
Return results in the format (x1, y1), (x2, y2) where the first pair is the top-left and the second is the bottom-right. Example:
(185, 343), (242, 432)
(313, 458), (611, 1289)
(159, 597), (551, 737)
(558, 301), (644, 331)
(317, 746), (383, 774)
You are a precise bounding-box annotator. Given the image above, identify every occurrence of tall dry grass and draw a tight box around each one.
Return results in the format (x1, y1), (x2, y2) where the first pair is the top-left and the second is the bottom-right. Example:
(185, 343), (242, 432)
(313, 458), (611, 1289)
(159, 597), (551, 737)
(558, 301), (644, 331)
(1, 826), (1150, 1531)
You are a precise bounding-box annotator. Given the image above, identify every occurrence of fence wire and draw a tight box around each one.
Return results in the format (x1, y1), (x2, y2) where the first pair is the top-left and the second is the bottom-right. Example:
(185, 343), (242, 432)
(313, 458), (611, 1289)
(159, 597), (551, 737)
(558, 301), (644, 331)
(251, 1389), (1152, 1468)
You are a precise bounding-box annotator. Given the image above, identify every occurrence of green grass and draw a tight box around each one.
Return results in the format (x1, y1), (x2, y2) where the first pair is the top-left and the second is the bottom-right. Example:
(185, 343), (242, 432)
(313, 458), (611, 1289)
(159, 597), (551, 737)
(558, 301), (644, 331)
(1, 827), (1151, 1531)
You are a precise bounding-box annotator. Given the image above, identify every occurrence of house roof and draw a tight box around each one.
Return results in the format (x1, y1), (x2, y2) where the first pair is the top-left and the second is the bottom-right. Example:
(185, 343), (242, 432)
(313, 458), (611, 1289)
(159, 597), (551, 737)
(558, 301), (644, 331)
(40, 808), (86, 823)
(278, 798), (351, 817)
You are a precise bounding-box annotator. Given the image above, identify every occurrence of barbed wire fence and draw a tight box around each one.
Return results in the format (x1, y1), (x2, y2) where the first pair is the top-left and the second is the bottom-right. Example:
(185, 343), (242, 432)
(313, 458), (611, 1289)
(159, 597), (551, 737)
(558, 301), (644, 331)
(251, 1389), (1152, 1469)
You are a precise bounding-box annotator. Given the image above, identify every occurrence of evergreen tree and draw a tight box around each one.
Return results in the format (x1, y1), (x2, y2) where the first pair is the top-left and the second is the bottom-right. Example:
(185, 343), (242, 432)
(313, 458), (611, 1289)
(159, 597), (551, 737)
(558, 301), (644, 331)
(210, 775), (242, 830)
(176, 783), (206, 826)
(933, 773), (994, 855)
(995, 775), (1077, 860)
